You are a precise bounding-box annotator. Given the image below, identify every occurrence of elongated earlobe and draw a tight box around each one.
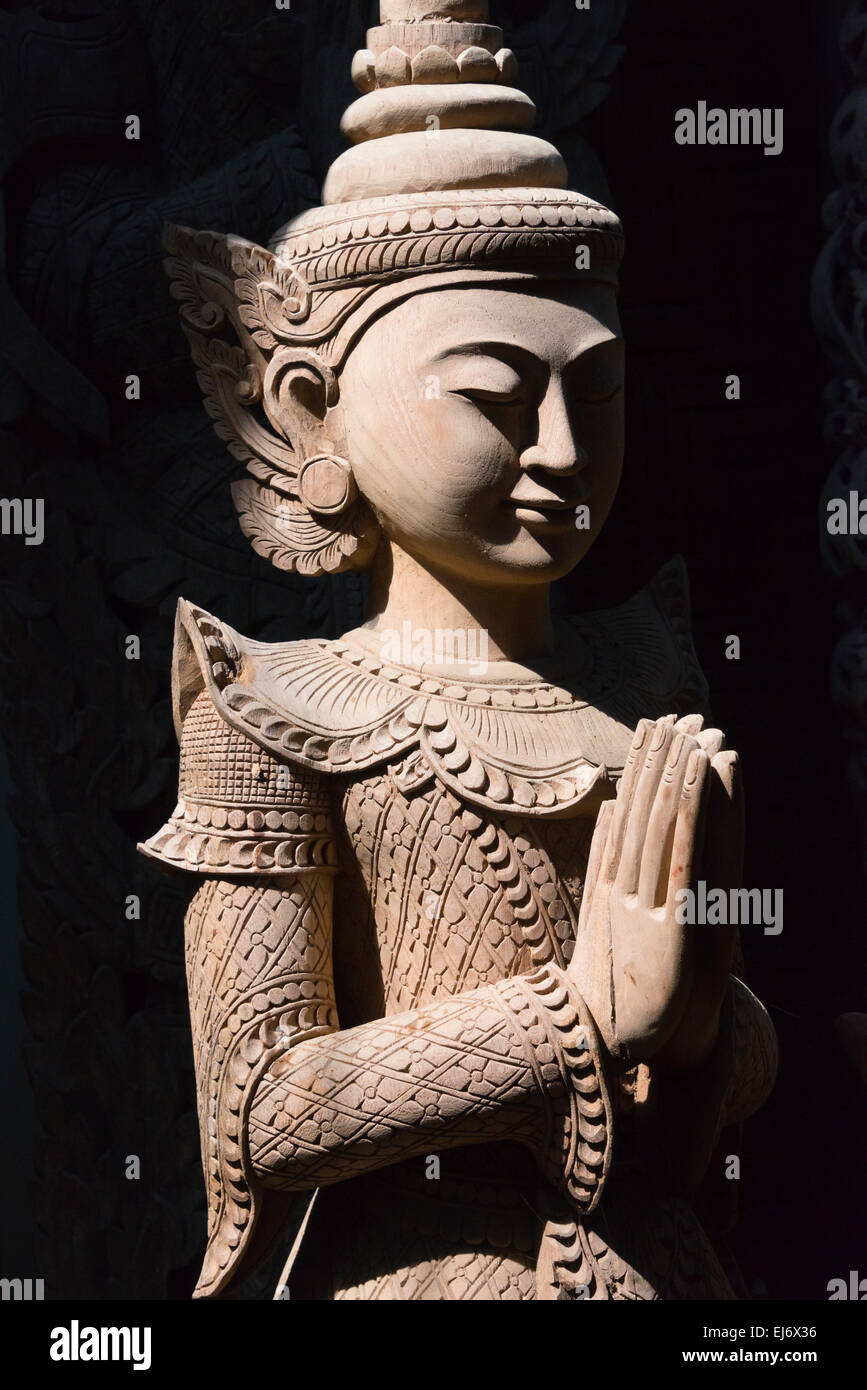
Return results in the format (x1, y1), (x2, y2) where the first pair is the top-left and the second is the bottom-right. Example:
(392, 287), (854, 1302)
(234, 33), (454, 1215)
(298, 455), (358, 516)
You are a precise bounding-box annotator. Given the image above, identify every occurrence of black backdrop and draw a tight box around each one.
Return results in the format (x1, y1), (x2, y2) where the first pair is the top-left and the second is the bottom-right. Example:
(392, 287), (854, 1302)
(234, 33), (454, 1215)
(0, 0), (863, 1301)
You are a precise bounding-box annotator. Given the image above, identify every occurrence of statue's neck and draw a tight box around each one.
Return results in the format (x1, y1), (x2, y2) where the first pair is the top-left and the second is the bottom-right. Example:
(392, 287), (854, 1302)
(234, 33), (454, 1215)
(361, 540), (555, 664)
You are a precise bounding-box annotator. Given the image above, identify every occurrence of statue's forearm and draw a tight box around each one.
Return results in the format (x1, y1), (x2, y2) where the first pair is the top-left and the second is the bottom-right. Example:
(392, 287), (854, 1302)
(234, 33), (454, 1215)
(249, 963), (612, 1214)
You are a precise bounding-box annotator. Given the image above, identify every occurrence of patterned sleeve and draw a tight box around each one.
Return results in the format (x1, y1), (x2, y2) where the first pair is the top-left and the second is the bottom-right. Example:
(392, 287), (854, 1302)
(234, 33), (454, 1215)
(138, 685), (341, 1300)
(139, 689), (337, 877)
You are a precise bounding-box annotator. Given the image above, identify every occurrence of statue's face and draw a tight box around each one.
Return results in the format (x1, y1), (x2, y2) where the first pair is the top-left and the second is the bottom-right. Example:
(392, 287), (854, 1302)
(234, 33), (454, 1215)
(337, 282), (624, 588)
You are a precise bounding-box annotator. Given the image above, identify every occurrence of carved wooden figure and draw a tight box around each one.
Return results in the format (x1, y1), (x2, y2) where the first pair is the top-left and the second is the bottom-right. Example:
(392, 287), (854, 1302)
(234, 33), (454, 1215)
(140, 0), (777, 1300)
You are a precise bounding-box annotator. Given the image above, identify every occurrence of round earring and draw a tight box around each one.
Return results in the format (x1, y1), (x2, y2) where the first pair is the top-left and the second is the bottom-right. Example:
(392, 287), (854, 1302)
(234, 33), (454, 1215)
(297, 454), (358, 516)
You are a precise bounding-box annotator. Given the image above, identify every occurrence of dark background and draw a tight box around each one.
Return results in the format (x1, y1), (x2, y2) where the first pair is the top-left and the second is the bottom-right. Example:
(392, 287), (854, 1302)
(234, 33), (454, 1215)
(0, 0), (863, 1300)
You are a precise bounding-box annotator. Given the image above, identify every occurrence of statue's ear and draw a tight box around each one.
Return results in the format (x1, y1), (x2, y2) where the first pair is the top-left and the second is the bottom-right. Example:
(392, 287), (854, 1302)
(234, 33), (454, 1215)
(163, 223), (307, 495)
(261, 346), (338, 454)
(163, 224), (378, 576)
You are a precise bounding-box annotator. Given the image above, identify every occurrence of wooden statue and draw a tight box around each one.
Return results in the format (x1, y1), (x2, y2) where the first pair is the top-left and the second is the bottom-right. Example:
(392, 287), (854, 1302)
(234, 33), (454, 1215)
(140, 0), (777, 1300)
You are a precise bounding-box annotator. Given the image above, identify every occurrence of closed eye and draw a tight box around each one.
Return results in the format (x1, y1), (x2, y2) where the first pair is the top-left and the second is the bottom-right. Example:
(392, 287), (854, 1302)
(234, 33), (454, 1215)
(436, 351), (526, 406)
(453, 387), (525, 406)
(574, 381), (623, 406)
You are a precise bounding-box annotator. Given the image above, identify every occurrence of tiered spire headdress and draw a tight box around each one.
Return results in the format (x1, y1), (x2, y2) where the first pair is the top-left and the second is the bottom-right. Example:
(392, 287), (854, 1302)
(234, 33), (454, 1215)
(166, 0), (624, 576)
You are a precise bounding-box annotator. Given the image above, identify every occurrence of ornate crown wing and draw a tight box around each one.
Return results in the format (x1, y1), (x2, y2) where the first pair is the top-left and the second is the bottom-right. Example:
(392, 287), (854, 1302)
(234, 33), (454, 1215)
(163, 223), (377, 575)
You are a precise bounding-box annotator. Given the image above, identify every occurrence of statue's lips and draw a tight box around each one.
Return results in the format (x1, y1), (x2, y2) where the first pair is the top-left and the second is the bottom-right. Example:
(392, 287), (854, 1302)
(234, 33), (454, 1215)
(502, 495), (584, 530)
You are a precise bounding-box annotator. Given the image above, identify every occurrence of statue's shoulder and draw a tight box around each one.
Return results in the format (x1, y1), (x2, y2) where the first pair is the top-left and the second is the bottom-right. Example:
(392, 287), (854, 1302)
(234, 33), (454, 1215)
(564, 556), (710, 725)
(137, 600), (341, 877)
(168, 597), (422, 774)
(167, 598), (333, 749)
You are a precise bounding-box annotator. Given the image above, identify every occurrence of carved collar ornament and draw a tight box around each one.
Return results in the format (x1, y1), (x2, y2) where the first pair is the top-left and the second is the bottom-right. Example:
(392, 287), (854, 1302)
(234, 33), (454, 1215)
(168, 557), (707, 822)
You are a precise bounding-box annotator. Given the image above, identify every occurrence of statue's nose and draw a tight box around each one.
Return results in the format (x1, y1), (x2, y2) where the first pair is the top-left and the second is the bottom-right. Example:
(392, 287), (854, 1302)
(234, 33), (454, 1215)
(519, 382), (588, 476)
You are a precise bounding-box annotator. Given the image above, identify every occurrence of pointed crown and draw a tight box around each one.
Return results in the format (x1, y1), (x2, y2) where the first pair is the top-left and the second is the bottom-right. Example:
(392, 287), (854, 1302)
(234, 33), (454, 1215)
(269, 0), (623, 291)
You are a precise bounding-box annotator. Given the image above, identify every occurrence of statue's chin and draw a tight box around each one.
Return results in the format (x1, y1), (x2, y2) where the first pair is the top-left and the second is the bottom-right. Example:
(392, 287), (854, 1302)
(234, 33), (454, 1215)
(484, 529), (601, 582)
(408, 539), (597, 590)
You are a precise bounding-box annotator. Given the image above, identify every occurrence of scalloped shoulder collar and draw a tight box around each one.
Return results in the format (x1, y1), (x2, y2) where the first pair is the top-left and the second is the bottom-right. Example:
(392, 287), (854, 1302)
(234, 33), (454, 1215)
(172, 557), (708, 820)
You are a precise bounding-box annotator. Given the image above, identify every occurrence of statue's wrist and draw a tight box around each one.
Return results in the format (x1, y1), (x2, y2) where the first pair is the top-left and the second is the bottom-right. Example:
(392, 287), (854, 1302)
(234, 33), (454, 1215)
(494, 964), (613, 1214)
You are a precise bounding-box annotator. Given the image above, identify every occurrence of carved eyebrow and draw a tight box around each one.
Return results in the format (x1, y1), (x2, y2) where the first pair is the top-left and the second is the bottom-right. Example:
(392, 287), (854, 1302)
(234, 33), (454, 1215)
(429, 336), (621, 371)
(428, 343), (533, 380)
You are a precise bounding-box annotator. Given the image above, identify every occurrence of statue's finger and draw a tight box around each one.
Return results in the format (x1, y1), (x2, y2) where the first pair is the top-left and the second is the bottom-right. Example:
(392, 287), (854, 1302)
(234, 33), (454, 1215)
(615, 723), (681, 896)
(577, 797), (617, 931)
(665, 746), (711, 912)
(702, 750), (745, 893)
(697, 727), (726, 757)
(638, 731), (696, 909)
(711, 748), (740, 796)
(674, 713), (704, 736)
(572, 799), (619, 1012)
(589, 795), (617, 885)
(608, 718), (657, 868)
